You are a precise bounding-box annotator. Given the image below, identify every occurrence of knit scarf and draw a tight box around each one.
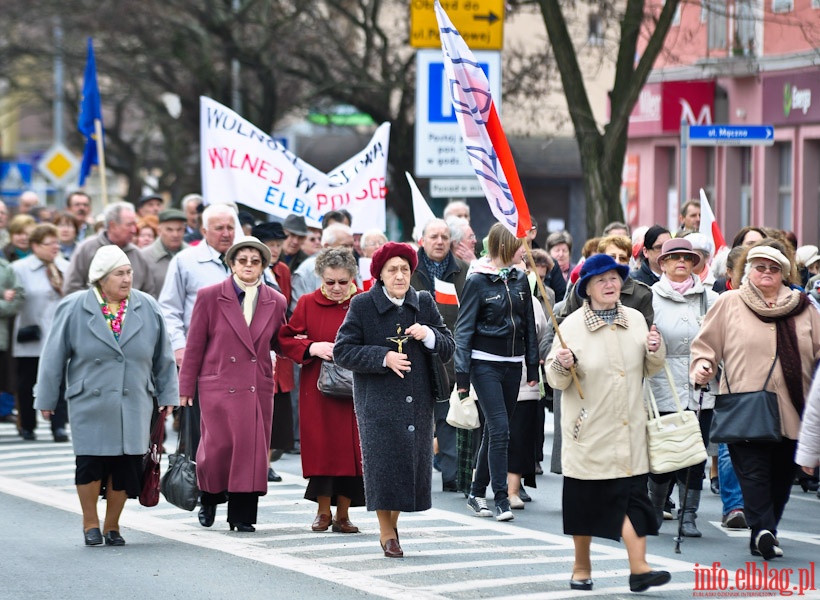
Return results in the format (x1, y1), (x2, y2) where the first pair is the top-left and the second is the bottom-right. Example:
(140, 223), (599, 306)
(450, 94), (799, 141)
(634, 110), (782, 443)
(739, 282), (810, 416)
(422, 251), (450, 282)
(233, 275), (263, 326)
(663, 273), (695, 295)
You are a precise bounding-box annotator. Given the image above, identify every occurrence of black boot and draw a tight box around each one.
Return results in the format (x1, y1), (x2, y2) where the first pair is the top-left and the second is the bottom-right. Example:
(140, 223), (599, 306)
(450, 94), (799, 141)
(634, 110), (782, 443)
(680, 488), (702, 537)
(198, 503), (216, 527)
(647, 480), (667, 529)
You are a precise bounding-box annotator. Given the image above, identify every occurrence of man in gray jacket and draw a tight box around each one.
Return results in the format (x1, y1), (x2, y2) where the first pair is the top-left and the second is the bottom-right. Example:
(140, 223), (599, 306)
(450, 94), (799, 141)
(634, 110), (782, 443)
(141, 209), (188, 297)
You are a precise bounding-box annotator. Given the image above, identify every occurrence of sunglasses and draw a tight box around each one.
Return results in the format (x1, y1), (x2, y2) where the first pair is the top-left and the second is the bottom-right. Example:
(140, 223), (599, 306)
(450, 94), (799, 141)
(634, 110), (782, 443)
(324, 279), (350, 288)
(665, 253), (694, 262)
(752, 263), (781, 274)
(236, 258), (262, 266)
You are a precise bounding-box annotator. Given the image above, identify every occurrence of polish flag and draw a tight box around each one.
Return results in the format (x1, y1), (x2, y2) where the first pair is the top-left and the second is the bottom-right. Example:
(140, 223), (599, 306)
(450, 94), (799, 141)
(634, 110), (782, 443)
(406, 172), (437, 244)
(434, 1), (532, 238)
(699, 189), (727, 253)
(434, 278), (459, 306)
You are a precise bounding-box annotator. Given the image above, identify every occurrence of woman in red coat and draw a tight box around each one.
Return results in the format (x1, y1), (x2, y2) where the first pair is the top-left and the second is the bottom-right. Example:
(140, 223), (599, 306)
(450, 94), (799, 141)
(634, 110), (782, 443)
(278, 247), (365, 533)
(179, 236), (287, 532)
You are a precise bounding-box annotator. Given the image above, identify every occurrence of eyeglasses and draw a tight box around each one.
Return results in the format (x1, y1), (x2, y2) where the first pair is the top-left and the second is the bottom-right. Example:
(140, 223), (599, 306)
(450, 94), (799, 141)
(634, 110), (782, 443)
(650, 244), (664, 251)
(236, 258), (262, 266)
(753, 263), (782, 274)
(323, 279), (350, 288)
(666, 253), (694, 262)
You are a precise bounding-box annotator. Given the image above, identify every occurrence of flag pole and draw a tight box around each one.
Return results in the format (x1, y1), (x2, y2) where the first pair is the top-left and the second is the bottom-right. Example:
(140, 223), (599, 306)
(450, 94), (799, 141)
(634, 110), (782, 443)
(94, 118), (108, 207)
(522, 239), (584, 400)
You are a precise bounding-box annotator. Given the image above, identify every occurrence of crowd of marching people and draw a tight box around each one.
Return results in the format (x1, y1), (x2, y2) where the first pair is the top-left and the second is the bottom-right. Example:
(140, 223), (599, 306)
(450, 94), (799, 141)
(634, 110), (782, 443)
(3, 189), (820, 593)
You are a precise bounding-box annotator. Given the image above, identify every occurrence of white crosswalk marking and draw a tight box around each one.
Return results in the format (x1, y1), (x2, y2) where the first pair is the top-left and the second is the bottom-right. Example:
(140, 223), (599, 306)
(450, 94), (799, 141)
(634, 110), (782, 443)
(1, 420), (698, 598)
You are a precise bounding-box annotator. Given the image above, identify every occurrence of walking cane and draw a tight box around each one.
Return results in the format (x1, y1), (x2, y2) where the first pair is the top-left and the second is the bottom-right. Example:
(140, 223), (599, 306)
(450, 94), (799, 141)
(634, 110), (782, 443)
(674, 385), (707, 553)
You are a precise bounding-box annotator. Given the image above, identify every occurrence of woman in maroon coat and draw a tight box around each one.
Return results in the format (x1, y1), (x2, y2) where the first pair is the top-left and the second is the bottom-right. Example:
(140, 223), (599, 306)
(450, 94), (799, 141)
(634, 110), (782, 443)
(179, 236), (287, 532)
(278, 247), (365, 533)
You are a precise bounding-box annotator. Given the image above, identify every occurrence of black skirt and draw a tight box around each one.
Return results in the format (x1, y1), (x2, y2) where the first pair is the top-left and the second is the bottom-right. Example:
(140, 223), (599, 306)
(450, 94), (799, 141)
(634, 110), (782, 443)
(304, 476), (366, 507)
(75, 455), (143, 499)
(508, 400), (538, 488)
(562, 474), (658, 541)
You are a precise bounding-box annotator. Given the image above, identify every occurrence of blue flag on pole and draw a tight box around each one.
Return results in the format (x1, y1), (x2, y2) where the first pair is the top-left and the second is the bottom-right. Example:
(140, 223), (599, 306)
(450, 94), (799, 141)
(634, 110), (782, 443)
(78, 37), (102, 186)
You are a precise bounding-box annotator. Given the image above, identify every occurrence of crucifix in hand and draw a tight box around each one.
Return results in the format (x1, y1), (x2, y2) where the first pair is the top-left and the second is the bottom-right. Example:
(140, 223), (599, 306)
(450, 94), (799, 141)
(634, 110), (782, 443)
(387, 324), (410, 353)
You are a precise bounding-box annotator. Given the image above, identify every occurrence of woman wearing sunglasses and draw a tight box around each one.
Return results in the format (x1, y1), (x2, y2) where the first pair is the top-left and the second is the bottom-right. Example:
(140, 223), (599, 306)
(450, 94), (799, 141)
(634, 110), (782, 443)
(178, 236), (287, 533)
(646, 238), (718, 537)
(692, 239), (820, 559)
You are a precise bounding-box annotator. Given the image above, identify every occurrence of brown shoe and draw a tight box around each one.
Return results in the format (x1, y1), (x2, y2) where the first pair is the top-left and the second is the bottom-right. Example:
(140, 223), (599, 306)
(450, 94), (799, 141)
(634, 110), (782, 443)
(311, 513), (332, 532)
(331, 517), (359, 533)
(381, 537), (403, 558)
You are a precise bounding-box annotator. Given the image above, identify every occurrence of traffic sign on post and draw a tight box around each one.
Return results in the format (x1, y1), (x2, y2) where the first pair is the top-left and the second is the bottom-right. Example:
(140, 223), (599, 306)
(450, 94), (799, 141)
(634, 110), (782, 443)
(410, 0), (504, 50)
(688, 125), (775, 146)
(37, 143), (79, 186)
(415, 49), (501, 177)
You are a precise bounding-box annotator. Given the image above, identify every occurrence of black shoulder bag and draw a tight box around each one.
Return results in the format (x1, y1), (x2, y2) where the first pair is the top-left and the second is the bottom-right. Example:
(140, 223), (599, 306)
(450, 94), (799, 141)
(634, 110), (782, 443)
(709, 353), (782, 443)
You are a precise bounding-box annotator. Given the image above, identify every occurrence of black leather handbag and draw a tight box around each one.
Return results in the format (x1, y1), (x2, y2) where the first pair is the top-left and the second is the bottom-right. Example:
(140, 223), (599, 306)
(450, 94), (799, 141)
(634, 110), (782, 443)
(317, 360), (354, 400)
(427, 352), (451, 402)
(161, 408), (199, 511)
(710, 354), (782, 443)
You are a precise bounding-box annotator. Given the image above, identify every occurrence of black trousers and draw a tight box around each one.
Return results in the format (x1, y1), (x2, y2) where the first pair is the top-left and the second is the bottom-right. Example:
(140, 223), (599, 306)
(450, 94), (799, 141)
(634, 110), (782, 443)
(17, 357), (67, 434)
(728, 439), (796, 540)
(200, 491), (260, 524)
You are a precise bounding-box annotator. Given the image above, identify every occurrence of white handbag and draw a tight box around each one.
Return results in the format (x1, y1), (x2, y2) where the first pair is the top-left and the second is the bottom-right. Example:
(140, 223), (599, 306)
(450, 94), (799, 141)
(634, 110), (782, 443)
(645, 363), (707, 474)
(446, 386), (480, 430)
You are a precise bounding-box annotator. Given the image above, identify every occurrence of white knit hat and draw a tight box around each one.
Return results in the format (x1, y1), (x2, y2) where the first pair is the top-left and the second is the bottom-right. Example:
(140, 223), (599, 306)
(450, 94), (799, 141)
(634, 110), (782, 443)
(89, 245), (131, 284)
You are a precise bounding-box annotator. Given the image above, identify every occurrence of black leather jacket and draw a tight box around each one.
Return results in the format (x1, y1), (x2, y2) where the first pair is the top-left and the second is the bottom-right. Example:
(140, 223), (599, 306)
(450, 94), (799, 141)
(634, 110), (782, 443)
(454, 267), (539, 389)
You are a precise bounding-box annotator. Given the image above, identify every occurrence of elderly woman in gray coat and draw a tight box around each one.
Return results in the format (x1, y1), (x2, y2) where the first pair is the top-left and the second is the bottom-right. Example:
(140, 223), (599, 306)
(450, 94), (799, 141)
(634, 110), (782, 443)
(335, 242), (455, 559)
(35, 245), (178, 547)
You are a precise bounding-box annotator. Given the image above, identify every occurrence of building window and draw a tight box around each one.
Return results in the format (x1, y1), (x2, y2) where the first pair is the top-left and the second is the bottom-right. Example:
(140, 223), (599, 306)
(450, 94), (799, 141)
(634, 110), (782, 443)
(735, 0), (755, 55)
(705, 0), (727, 49)
(588, 13), (604, 45)
(740, 148), (752, 227)
(772, 0), (793, 13)
(778, 143), (793, 229)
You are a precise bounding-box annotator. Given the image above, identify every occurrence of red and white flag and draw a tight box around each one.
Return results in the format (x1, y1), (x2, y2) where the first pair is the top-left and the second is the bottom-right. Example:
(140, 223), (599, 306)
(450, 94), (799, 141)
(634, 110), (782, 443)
(434, 278), (459, 306)
(699, 189), (727, 253)
(406, 172), (437, 244)
(434, 1), (532, 238)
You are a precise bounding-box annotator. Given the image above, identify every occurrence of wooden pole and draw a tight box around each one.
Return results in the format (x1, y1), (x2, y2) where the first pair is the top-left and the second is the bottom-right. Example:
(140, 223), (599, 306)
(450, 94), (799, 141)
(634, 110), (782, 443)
(521, 238), (584, 400)
(94, 118), (108, 207)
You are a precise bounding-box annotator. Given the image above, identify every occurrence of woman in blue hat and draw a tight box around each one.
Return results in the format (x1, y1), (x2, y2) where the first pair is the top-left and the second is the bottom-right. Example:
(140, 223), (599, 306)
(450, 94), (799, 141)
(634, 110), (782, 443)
(546, 253), (671, 593)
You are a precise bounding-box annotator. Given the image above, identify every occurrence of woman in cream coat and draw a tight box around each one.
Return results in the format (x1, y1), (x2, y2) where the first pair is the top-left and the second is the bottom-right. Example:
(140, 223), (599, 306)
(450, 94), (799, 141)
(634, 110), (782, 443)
(547, 254), (669, 593)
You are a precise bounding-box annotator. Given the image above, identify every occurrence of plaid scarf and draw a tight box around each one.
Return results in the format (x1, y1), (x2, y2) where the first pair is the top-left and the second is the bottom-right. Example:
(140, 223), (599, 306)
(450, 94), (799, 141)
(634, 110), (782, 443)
(421, 252), (450, 282)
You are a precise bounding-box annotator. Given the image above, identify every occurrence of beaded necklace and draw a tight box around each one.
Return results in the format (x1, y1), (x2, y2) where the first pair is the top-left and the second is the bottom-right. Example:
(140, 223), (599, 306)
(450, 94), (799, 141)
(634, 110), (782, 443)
(99, 292), (128, 341)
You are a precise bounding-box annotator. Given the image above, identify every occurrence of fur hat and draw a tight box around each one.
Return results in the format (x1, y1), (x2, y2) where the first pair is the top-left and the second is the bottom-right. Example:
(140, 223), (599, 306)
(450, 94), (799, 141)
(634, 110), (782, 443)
(370, 242), (418, 280)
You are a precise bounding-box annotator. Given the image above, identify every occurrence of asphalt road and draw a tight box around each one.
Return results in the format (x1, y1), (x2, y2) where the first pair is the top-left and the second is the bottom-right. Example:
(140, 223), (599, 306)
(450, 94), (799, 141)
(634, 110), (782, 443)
(2, 418), (819, 600)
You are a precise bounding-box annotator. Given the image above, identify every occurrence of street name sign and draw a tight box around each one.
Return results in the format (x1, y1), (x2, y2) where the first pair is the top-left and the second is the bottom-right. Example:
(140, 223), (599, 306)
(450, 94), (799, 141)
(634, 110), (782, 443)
(410, 0), (504, 50)
(430, 178), (484, 198)
(415, 49), (501, 177)
(688, 125), (775, 146)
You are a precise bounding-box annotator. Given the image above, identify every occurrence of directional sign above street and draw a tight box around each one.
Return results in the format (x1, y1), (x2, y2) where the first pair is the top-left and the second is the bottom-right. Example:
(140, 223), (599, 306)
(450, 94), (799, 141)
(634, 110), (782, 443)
(410, 0), (505, 50)
(688, 124), (775, 146)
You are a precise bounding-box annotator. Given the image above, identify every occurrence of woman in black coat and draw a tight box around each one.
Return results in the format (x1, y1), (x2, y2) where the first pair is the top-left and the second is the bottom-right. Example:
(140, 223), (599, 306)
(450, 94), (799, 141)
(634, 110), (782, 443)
(335, 242), (454, 558)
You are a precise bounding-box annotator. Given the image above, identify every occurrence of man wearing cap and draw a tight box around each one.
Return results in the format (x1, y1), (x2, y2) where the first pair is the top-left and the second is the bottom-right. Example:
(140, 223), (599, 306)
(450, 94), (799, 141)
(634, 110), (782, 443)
(63, 201), (156, 296)
(410, 218), (469, 493)
(281, 214), (309, 272)
(141, 209), (189, 297)
(631, 225), (671, 287)
(137, 194), (164, 218)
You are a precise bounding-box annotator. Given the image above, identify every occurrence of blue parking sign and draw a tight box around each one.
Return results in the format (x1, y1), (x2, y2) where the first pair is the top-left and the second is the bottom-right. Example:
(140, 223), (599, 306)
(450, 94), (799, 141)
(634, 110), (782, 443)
(428, 62), (492, 123)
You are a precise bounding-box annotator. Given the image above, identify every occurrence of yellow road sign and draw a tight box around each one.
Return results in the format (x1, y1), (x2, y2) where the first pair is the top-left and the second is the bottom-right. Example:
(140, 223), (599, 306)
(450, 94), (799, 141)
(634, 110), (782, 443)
(38, 143), (79, 186)
(410, 0), (504, 50)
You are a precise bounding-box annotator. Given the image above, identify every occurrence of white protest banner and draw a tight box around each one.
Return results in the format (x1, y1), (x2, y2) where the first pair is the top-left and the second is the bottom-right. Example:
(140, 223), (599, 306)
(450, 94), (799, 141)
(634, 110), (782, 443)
(200, 96), (390, 232)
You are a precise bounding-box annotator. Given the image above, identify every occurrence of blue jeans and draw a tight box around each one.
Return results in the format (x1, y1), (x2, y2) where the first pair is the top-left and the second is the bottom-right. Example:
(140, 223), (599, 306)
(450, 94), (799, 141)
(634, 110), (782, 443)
(718, 443), (744, 514)
(470, 360), (522, 503)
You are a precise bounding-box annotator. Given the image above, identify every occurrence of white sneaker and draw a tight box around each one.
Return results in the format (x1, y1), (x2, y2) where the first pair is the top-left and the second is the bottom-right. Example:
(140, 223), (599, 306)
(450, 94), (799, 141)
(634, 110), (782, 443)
(509, 494), (525, 510)
(495, 499), (514, 522)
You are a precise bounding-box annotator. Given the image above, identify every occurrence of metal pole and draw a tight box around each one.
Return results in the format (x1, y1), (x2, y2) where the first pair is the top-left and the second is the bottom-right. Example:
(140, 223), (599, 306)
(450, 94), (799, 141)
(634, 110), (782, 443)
(231, 0), (241, 113)
(680, 120), (689, 215)
(53, 18), (65, 202)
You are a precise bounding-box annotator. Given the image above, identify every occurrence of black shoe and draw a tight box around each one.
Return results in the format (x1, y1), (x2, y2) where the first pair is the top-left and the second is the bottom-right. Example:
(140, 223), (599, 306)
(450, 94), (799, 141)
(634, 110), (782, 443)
(518, 487), (532, 502)
(198, 504), (216, 528)
(267, 467), (282, 482)
(83, 527), (103, 546)
(229, 522), (255, 532)
(20, 429), (36, 441)
(754, 530), (778, 560)
(710, 477), (720, 495)
(570, 578), (593, 591)
(270, 449), (284, 462)
(104, 530), (125, 546)
(629, 570), (671, 592)
(53, 428), (69, 443)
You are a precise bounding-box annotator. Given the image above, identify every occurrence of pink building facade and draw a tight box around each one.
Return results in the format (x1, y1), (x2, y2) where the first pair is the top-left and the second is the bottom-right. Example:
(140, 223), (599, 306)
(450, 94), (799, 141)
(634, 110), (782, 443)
(624, 0), (820, 245)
